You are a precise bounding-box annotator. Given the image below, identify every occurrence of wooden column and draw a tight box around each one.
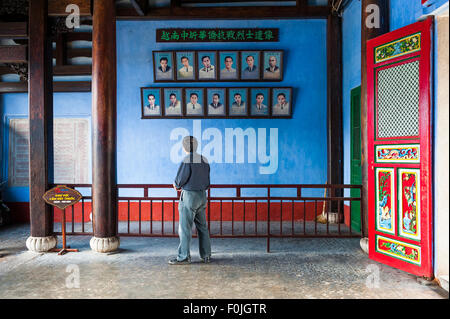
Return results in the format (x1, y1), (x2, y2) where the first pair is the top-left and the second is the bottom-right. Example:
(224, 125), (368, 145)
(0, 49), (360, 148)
(327, 13), (343, 201)
(361, 0), (389, 236)
(90, 0), (119, 252)
(26, 0), (56, 252)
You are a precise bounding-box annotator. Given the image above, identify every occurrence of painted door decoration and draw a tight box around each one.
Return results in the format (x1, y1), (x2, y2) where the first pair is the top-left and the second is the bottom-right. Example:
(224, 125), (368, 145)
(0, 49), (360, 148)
(366, 18), (433, 278)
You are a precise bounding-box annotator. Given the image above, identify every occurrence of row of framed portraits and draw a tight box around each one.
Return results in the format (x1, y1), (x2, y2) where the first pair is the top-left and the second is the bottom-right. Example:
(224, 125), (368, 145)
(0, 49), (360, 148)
(153, 50), (283, 82)
(141, 87), (293, 119)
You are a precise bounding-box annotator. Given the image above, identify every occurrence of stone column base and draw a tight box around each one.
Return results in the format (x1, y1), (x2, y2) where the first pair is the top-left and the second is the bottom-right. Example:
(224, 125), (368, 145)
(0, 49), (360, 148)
(360, 237), (369, 254)
(90, 236), (120, 253)
(26, 235), (57, 252)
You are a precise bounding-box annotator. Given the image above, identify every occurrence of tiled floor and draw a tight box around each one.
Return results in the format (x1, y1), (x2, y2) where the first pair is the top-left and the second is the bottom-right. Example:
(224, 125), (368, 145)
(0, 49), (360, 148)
(0, 224), (447, 299)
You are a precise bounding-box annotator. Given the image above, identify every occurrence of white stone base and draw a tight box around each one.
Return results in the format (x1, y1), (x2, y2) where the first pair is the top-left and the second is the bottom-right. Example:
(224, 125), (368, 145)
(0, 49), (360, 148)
(360, 237), (369, 254)
(438, 275), (449, 292)
(90, 236), (120, 253)
(26, 235), (57, 252)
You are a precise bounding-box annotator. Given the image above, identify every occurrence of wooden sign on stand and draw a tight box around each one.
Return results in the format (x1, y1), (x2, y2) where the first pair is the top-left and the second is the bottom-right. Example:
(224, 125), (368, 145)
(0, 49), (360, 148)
(43, 185), (82, 255)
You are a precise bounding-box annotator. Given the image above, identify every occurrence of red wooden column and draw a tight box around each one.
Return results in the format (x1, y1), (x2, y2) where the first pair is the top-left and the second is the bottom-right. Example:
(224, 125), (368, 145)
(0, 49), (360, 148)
(26, 0), (57, 252)
(89, 0), (120, 253)
(360, 0), (389, 239)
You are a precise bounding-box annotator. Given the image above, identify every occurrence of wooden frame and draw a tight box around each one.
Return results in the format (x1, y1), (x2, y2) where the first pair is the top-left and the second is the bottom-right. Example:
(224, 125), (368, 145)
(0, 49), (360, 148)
(141, 87), (163, 118)
(162, 87), (184, 118)
(228, 87), (249, 117)
(153, 50), (284, 83)
(152, 51), (175, 82)
(249, 87), (271, 117)
(240, 50), (261, 81)
(271, 87), (293, 117)
(184, 87), (206, 117)
(197, 50), (218, 81)
(218, 50), (240, 81)
(141, 87), (293, 119)
(206, 88), (227, 117)
(262, 50), (283, 81)
(175, 51), (197, 81)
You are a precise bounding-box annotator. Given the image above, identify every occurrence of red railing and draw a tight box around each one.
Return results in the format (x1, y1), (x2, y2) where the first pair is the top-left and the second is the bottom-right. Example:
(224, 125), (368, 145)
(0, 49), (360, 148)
(52, 184), (363, 252)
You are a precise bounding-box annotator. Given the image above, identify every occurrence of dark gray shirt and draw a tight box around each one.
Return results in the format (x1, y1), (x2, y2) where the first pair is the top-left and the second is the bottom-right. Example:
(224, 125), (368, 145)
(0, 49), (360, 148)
(174, 153), (210, 191)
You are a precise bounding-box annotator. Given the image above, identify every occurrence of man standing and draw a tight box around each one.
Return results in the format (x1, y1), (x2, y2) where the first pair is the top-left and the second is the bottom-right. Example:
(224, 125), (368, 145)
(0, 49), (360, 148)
(170, 136), (212, 265)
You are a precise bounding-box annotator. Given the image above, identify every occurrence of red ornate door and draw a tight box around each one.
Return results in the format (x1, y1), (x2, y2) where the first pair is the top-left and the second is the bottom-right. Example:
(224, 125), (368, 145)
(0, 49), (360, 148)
(367, 18), (433, 278)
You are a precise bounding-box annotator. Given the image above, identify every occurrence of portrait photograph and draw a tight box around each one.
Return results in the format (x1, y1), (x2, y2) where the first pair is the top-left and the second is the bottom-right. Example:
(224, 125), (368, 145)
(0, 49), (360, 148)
(185, 88), (205, 116)
(206, 88), (226, 116)
(240, 51), (260, 80)
(218, 51), (239, 81)
(262, 51), (283, 81)
(271, 88), (292, 117)
(197, 51), (217, 81)
(153, 51), (175, 82)
(176, 51), (196, 81)
(250, 88), (270, 116)
(163, 88), (183, 117)
(141, 87), (162, 117)
(228, 88), (248, 116)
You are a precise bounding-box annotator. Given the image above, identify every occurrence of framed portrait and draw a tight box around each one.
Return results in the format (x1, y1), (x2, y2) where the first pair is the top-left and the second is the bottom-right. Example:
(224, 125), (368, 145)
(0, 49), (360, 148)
(206, 88), (226, 116)
(175, 51), (196, 81)
(262, 51), (283, 81)
(271, 87), (292, 117)
(250, 88), (270, 117)
(240, 51), (261, 80)
(141, 87), (163, 118)
(163, 88), (183, 117)
(153, 51), (175, 82)
(228, 88), (248, 117)
(185, 88), (205, 116)
(218, 51), (239, 81)
(197, 51), (218, 81)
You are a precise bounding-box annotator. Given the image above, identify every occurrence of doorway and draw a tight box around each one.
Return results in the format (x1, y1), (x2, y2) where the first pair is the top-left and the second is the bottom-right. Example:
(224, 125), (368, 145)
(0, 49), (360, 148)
(350, 86), (361, 232)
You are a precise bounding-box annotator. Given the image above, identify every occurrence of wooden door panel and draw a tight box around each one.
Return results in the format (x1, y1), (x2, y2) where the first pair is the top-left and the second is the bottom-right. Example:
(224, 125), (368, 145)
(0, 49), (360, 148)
(367, 18), (433, 278)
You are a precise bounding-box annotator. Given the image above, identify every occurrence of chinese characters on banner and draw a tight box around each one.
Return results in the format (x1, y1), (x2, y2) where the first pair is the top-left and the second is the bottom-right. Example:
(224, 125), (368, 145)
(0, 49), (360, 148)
(156, 28), (279, 42)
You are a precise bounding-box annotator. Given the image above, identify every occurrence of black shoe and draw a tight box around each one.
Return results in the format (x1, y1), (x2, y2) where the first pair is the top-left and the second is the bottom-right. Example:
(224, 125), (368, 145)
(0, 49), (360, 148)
(201, 256), (211, 264)
(168, 257), (191, 265)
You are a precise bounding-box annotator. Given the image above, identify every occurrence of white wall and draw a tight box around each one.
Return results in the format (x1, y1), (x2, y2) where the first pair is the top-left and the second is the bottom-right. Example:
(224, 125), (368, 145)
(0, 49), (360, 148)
(435, 13), (449, 289)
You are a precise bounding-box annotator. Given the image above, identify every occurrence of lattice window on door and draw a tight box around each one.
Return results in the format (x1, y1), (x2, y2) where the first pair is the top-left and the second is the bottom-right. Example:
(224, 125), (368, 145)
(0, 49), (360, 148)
(376, 60), (420, 138)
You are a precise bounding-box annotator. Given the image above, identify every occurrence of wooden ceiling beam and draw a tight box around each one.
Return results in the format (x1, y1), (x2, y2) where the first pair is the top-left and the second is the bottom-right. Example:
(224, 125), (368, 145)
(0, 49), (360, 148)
(52, 48), (92, 59)
(0, 45), (27, 63)
(0, 22), (28, 39)
(48, 0), (92, 16)
(130, 0), (148, 16)
(0, 81), (91, 93)
(53, 65), (91, 76)
(117, 5), (330, 19)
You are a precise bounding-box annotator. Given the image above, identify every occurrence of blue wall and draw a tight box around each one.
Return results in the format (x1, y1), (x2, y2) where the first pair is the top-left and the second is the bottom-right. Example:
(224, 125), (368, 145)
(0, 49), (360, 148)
(117, 20), (328, 189)
(1, 19), (328, 201)
(390, 0), (425, 31)
(0, 93), (92, 202)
